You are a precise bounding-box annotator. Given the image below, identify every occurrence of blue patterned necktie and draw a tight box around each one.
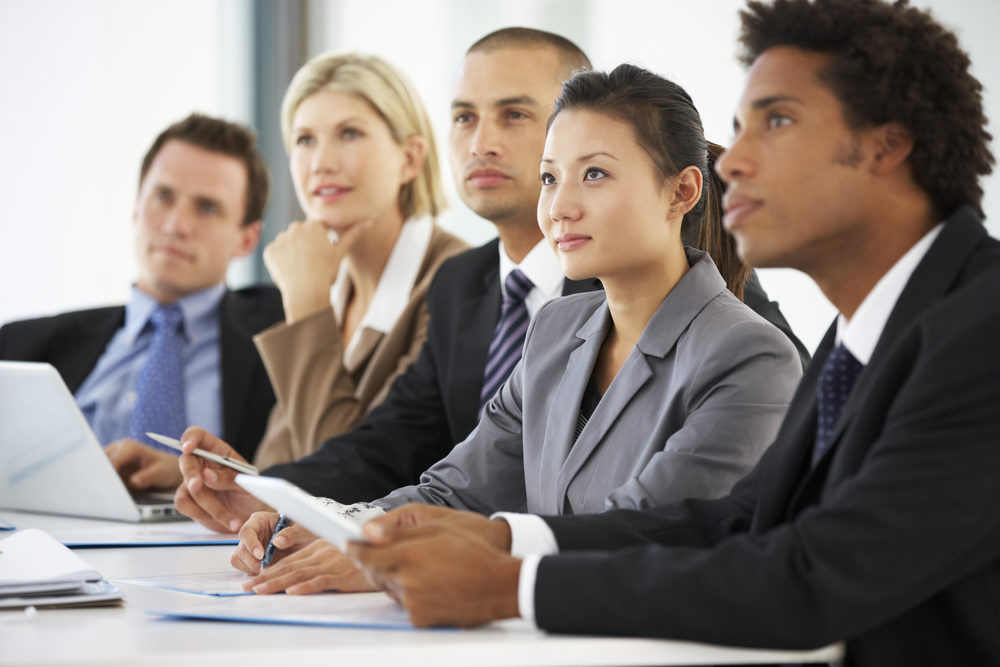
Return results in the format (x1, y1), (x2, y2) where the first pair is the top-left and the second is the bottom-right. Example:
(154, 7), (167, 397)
(479, 269), (534, 415)
(129, 304), (187, 452)
(813, 343), (863, 464)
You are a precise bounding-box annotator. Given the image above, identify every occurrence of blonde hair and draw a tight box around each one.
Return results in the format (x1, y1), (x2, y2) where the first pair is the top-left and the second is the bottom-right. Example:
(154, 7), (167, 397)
(280, 52), (446, 219)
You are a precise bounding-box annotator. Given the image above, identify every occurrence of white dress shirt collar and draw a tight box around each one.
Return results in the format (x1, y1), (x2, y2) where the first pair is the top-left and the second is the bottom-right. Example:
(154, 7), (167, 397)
(837, 223), (943, 364)
(330, 215), (434, 356)
(497, 238), (565, 316)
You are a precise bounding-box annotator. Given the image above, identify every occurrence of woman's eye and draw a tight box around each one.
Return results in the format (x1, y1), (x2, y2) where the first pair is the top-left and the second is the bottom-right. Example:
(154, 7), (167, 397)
(295, 134), (314, 146)
(540, 172), (556, 185)
(342, 128), (362, 140)
(584, 167), (607, 181)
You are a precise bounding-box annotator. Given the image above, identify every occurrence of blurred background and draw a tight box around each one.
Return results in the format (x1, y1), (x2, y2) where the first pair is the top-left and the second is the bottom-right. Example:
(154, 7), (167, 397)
(1, 0), (997, 353)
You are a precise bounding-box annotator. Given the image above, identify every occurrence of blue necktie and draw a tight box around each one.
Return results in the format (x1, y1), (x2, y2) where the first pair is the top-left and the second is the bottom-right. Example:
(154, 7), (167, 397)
(813, 343), (863, 464)
(129, 304), (187, 452)
(479, 269), (534, 415)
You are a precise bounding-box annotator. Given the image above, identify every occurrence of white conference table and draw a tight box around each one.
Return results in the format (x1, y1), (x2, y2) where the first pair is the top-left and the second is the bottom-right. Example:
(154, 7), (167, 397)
(0, 511), (843, 666)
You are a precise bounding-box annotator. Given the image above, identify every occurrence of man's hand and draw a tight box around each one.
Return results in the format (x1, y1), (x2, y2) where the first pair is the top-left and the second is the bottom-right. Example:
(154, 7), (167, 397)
(105, 438), (182, 490)
(362, 503), (513, 552)
(346, 505), (521, 628)
(231, 511), (317, 575)
(173, 426), (267, 533)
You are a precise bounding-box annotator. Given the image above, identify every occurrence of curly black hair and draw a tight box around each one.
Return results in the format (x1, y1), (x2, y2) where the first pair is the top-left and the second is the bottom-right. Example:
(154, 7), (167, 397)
(738, 0), (994, 219)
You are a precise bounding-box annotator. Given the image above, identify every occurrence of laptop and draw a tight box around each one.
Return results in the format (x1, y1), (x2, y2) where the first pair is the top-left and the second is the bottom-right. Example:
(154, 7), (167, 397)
(0, 361), (183, 522)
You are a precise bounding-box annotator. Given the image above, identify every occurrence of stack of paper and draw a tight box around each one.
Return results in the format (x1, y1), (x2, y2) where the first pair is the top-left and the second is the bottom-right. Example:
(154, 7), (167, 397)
(0, 528), (123, 608)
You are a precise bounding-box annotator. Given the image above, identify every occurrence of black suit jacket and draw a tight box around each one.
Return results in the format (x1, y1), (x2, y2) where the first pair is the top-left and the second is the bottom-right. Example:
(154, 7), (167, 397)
(535, 206), (1000, 665)
(0, 286), (283, 461)
(267, 239), (806, 501)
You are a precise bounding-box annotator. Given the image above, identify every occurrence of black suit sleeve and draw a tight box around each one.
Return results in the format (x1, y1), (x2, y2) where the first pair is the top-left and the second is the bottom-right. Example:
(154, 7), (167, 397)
(533, 282), (1000, 650)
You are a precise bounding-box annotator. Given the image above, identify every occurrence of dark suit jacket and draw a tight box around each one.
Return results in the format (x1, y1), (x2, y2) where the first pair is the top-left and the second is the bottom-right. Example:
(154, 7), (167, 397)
(267, 238), (806, 502)
(0, 286), (283, 461)
(534, 206), (1000, 666)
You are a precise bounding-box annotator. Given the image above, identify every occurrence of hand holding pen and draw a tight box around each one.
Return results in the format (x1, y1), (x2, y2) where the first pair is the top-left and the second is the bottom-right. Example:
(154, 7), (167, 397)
(171, 427), (270, 535)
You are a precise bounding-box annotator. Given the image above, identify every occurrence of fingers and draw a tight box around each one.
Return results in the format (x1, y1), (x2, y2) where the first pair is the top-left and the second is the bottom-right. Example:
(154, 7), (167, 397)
(273, 521), (316, 550)
(362, 503), (457, 545)
(240, 511), (279, 559)
(183, 477), (246, 533)
(243, 541), (372, 595)
(173, 483), (232, 534)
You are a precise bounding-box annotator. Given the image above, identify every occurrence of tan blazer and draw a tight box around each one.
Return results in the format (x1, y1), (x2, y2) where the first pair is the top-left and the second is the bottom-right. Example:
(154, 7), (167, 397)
(251, 225), (468, 468)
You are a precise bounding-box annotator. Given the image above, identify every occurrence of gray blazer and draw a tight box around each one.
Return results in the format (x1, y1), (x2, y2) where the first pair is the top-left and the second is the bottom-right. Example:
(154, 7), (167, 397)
(375, 249), (802, 515)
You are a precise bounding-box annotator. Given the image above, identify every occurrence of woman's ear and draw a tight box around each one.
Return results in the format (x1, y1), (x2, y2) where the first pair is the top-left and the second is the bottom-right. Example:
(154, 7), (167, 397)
(399, 135), (428, 185)
(669, 165), (703, 216)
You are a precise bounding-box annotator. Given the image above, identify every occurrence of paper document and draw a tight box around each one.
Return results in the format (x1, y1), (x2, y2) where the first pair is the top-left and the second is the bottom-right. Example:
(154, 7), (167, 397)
(52, 522), (238, 547)
(117, 571), (254, 597)
(148, 590), (427, 631)
(0, 529), (123, 608)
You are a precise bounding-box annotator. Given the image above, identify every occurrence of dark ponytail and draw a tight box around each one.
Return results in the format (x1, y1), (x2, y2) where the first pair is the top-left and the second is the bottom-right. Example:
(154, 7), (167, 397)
(695, 142), (748, 300)
(552, 65), (750, 301)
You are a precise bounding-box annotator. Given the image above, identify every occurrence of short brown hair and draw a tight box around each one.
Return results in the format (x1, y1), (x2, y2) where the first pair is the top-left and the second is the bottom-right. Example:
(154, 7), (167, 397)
(468, 27), (591, 82)
(138, 113), (270, 226)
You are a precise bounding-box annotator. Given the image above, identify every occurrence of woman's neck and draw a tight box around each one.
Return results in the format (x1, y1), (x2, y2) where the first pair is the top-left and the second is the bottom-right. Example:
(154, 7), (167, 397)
(602, 243), (689, 347)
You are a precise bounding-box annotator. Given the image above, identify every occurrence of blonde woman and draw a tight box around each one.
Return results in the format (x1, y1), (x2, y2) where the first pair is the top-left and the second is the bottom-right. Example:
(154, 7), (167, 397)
(251, 52), (467, 468)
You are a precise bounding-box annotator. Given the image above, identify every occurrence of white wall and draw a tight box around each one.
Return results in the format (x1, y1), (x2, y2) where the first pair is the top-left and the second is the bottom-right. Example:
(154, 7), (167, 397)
(2, 0), (998, 354)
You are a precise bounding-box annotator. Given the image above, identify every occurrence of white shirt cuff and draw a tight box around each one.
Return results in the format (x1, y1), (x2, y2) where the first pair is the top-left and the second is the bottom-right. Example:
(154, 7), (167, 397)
(490, 512), (559, 558)
(518, 554), (543, 626)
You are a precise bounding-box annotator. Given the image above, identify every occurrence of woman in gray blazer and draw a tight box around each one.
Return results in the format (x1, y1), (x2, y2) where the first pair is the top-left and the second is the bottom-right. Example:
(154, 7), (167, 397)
(232, 64), (803, 594)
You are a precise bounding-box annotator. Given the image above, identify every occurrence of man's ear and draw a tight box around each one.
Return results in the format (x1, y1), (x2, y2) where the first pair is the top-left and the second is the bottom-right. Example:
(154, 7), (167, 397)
(234, 220), (263, 258)
(870, 122), (913, 174)
(399, 135), (428, 185)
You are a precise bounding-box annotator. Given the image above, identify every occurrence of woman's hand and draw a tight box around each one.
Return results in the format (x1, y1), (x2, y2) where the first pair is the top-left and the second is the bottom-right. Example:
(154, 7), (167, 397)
(231, 511), (318, 574)
(241, 538), (375, 595)
(263, 218), (368, 323)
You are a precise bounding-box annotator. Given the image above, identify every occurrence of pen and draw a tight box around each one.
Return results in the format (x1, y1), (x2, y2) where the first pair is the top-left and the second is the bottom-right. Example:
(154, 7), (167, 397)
(145, 432), (260, 476)
(261, 513), (290, 570)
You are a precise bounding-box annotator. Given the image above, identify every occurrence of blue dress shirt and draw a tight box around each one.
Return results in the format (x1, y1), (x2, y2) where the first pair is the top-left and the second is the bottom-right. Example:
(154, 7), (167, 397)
(75, 284), (226, 446)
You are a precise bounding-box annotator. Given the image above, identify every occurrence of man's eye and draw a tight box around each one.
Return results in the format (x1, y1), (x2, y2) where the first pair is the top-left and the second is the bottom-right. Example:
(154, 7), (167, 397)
(767, 113), (793, 130)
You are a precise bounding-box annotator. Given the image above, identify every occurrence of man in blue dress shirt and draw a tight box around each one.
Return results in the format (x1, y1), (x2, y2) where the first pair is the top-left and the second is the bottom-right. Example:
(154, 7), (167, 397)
(0, 114), (283, 489)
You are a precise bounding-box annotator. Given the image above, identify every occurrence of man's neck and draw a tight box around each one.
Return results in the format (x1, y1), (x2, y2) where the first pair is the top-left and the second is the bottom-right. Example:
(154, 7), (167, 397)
(494, 220), (544, 264)
(813, 195), (938, 320)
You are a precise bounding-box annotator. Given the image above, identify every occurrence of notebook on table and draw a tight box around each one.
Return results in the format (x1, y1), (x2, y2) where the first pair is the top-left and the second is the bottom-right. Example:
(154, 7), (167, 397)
(0, 361), (183, 522)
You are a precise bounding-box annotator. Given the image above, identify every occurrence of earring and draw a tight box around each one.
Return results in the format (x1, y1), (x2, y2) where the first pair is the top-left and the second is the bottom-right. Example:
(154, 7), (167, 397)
(671, 208), (677, 212)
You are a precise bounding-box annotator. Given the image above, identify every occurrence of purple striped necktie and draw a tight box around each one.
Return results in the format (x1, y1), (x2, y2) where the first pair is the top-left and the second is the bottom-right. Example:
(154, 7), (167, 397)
(479, 269), (534, 415)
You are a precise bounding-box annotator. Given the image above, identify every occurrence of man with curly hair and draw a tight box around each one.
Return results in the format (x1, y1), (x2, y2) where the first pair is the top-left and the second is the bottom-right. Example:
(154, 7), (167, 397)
(345, 1), (1000, 663)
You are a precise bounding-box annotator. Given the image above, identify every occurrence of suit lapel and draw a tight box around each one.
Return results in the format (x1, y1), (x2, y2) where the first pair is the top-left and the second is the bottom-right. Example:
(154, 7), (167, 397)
(450, 251), (502, 427)
(785, 208), (988, 515)
(553, 252), (721, 509)
(219, 291), (259, 444)
(62, 309), (125, 392)
(344, 328), (383, 373)
(539, 305), (610, 514)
